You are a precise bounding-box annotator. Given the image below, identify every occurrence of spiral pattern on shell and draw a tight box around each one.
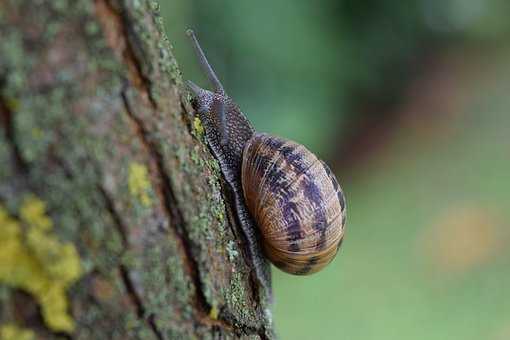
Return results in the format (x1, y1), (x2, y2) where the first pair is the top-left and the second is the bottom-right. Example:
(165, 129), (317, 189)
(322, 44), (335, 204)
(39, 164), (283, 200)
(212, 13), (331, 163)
(242, 133), (346, 275)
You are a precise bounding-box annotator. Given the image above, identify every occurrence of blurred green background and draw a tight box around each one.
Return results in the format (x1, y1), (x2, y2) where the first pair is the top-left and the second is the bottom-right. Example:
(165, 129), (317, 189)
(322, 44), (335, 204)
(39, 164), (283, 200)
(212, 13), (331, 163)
(161, 1), (510, 339)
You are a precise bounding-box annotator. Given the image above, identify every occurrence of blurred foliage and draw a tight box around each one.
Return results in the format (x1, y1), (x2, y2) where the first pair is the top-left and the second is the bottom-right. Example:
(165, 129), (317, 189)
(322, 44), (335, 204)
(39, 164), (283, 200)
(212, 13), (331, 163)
(272, 47), (510, 339)
(159, 1), (510, 339)
(162, 0), (510, 156)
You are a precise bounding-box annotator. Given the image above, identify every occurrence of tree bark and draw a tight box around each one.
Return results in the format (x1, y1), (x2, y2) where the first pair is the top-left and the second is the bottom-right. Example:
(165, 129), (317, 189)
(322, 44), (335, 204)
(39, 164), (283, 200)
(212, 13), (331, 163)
(0, 1), (273, 339)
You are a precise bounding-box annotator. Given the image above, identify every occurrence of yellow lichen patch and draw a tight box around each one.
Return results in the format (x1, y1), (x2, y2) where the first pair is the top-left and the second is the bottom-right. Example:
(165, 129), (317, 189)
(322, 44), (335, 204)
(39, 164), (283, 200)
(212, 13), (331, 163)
(193, 116), (205, 136)
(208, 305), (219, 320)
(128, 162), (153, 207)
(31, 127), (43, 140)
(19, 196), (52, 231)
(4, 97), (20, 112)
(0, 197), (82, 333)
(0, 324), (35, 340)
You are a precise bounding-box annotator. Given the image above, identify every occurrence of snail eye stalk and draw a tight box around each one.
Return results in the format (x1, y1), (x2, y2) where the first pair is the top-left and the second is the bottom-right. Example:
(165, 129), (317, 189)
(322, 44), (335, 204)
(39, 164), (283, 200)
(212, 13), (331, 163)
(186, 29), (224, 94)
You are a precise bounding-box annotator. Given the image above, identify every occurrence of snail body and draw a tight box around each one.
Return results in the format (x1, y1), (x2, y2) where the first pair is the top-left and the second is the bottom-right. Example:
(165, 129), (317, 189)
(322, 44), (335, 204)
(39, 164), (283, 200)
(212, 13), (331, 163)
(186, 30), (346, 289)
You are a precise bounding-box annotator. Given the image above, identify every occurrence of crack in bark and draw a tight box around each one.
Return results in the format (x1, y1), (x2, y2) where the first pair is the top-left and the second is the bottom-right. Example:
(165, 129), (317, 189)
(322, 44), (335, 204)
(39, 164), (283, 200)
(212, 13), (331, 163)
(98, 186), (128, 245)
(96, 0), (234, 331)
(124, 90), (269, 339)
(97, 0), (236, 331)
(120, 91), (223, 326)
(95, 0), (157, 108)
(0, 81), (29, 174)
(118, 265), (165, 340)
(96, 0), (270, 335)
(99, 187), (165, 340)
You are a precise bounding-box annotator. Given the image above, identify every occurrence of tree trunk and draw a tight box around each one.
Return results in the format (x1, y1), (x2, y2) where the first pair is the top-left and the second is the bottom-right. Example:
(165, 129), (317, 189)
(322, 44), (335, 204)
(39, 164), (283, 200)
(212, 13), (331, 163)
(0, 1), (273, 339)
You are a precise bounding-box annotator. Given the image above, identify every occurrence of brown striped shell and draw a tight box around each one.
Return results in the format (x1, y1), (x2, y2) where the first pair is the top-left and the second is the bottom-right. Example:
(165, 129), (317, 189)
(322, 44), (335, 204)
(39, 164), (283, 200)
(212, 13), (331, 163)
(241, 133), (346, 275)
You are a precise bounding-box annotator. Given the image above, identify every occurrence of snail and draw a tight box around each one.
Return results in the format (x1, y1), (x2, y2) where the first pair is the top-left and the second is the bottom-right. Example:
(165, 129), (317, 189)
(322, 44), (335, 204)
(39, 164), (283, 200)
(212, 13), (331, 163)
(185, 30), (346, 293)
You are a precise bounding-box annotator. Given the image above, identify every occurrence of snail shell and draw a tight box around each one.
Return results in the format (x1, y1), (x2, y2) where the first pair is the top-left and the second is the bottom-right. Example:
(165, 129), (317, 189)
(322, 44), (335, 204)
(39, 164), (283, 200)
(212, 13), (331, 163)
(242, 133), (346, 275)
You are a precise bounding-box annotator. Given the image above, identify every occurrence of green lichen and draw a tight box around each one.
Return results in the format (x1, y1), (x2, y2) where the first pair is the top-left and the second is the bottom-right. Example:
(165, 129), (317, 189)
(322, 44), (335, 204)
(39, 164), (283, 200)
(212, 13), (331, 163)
(165, 255), (192, 312)
(84, 19), (99, 36)
(0, 196), (82, 333)
(226, 241), (239, 262)
(190, 147), (205, 167)
(125, 0), (182, 88)
(0, 324), (34, 340)
(189, 212), (214, 241)
(209, 191), (225, 225)
(128, 162), (153, 207)
(175, 145), (193, 174)
(226, 270), (252, 322)
(0, 31), (26, 93)
(52, 0), (68, 12)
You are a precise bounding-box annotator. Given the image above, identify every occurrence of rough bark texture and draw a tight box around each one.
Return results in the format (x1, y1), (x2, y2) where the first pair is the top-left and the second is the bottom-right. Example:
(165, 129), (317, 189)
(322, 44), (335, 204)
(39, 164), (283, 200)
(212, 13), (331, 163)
(0, 0), (273, 339)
